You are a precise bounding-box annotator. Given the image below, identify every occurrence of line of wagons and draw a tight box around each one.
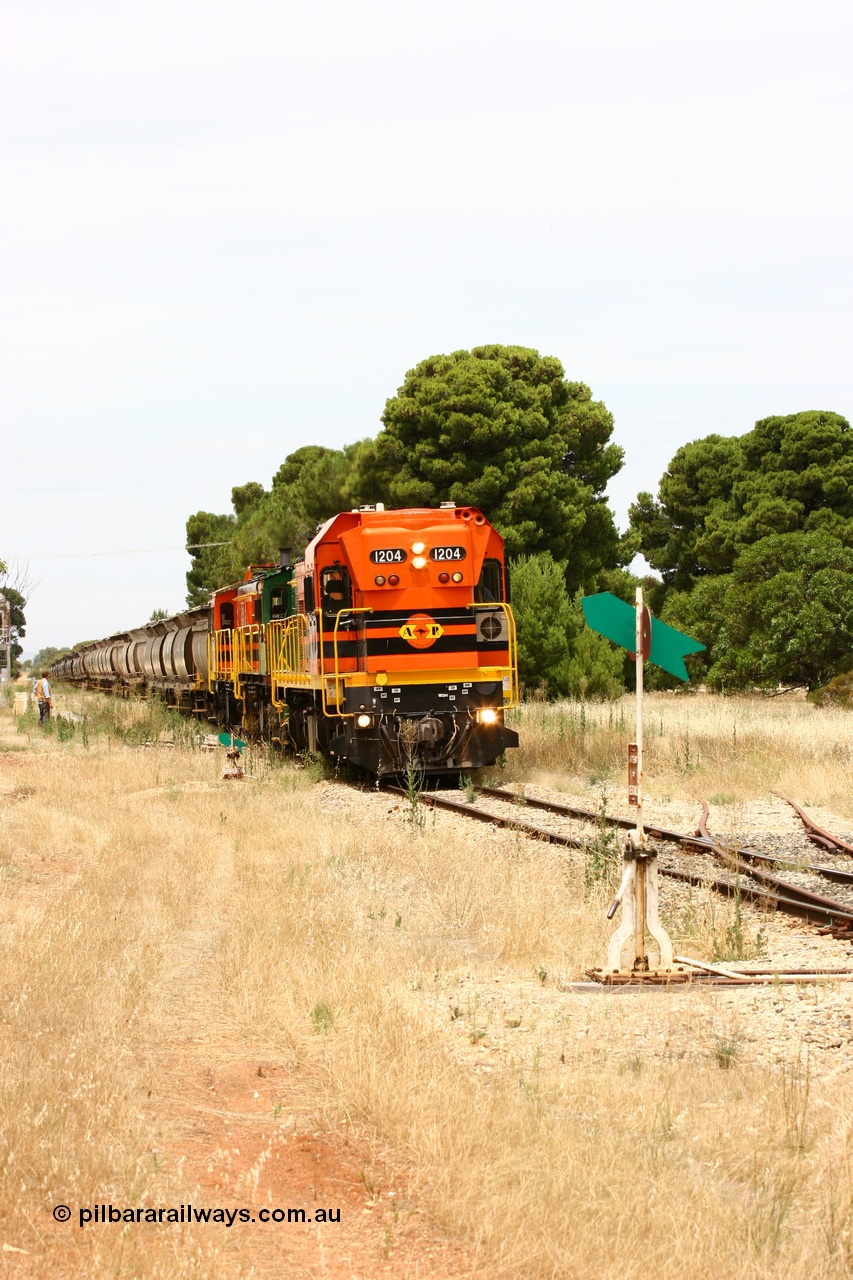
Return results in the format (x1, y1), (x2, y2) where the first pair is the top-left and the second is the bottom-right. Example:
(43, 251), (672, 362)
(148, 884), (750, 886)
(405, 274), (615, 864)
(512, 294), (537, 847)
(52, 609), (211, 705)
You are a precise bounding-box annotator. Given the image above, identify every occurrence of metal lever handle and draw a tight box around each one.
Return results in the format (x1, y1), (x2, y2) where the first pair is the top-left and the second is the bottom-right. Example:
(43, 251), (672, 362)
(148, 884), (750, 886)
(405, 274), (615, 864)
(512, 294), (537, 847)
(606, 864), (634, 921)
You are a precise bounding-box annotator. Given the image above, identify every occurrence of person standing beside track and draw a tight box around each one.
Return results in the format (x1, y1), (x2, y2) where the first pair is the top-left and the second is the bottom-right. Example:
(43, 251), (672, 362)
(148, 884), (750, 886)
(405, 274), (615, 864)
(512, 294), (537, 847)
(34, 670), (52, 724)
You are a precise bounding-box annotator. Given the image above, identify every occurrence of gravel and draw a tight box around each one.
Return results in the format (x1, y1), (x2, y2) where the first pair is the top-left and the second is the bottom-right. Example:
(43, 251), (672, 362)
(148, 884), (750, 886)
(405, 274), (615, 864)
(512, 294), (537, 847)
(316, 778), (853, 1080)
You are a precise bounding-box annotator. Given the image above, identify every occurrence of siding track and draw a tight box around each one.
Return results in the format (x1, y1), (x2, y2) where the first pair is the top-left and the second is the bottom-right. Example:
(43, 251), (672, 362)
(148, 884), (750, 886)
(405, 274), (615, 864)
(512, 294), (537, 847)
(776, 792), (853, 856)
(384, 782), (853, 934)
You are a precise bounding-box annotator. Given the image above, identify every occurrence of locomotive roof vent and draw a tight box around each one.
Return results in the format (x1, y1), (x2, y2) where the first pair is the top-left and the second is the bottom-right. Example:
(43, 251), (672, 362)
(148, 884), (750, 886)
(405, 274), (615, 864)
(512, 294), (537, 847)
(359, 505), (375, 512)
(440, 500), (456, 508)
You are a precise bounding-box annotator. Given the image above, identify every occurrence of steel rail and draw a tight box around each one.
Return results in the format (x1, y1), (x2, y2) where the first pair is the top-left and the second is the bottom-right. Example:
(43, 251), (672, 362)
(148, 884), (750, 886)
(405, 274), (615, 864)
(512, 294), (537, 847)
(476, 785), (853, 887)
(384, 784), (853, 932)
(775, 792), (853, 856)
(696, 805), (853, 922)
(660, 864), (853, 927)
(475, 783), (707, 845)
(386, 785), (586, 849)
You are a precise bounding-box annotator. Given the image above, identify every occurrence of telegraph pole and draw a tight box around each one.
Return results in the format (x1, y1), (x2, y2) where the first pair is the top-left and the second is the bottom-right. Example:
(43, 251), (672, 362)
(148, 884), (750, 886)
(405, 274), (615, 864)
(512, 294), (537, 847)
(0, 594), (11, 685)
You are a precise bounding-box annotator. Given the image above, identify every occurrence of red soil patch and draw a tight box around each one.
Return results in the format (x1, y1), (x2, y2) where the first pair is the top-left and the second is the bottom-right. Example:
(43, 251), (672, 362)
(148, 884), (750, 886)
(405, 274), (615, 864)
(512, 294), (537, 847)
(148, 1055), (485, 1278)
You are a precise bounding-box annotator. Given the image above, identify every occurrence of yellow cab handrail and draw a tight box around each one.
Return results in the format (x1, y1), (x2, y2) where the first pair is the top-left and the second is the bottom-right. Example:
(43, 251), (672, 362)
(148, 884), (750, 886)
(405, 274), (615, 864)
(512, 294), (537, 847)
(467, 601), (519, 708)
(232, 624), (262, 701)
(267, 615), (311, 709)
(209, 628), (233, 689)
(319, 606), (373, 717)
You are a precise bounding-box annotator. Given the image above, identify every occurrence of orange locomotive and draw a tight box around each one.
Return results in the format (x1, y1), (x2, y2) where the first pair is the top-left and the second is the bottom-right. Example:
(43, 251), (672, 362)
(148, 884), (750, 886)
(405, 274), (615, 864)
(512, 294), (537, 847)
(52, 503), (520, 777)
(209, 502), (519, 776)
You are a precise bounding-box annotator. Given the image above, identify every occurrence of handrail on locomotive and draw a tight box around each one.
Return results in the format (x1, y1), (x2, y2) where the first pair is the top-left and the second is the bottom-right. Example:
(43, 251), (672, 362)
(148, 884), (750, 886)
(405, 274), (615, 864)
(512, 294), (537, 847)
(267, 614), (311, 708)
(467, 600), (520, 709)
(322, 606), (374, 717)
(216, 602), (517, 718)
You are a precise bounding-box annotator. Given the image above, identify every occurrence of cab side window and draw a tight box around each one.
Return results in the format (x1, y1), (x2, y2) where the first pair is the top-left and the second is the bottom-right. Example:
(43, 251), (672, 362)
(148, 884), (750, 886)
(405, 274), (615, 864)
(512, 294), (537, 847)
(219, 602), (234, 630)
(474, 559), (504, 603)
(321, 565), (352, 619)
(270, 588), (287, 620)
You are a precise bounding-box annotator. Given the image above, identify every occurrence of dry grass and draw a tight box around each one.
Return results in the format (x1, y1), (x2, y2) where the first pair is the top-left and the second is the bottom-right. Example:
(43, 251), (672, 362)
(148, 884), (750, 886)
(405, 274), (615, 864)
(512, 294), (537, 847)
(506, 692), (853, 816)
(3, 687), (853, 1277)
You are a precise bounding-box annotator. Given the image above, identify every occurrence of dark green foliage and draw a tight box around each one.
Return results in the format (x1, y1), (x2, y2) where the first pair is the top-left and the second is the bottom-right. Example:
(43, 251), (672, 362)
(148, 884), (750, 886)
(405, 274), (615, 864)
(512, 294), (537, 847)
(183, 346), (624, 604)
(630, 411), (853, 589)
(0, 586), (26, 677)
(258, 443), (370, 550)
(652, 581), (721, 687)
(629, 409), (853, 692)
(185, 510), (238, 606)
(184, 443), (381, 603)
(713, 532), (853, 690)
(56, 716), (75, 742)
(510, 553), (576, 696)
(510, 553), (623, 699)
(584, 793), (622, 892)
(564, 613), (626, 701)
(377, 345), (624, 592)
(231, 481), (266, 515)
(662, 532), (853, 690)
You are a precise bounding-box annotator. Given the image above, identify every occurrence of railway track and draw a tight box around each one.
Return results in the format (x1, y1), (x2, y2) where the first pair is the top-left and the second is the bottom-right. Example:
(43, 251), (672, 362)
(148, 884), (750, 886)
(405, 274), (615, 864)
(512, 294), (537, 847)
(776, 793), (853, 856)
(385, 782), (853, 935)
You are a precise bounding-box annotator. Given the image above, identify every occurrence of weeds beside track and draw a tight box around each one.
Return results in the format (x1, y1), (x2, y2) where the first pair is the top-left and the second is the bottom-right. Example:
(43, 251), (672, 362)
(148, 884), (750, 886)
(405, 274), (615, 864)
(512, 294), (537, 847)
(7, 688), (853, 1279)
(390, 782), (853, 936)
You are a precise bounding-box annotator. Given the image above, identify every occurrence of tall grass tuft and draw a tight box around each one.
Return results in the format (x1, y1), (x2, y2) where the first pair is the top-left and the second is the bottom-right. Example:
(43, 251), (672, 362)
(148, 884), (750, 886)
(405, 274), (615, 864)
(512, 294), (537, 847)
(506, 692), (853, 815)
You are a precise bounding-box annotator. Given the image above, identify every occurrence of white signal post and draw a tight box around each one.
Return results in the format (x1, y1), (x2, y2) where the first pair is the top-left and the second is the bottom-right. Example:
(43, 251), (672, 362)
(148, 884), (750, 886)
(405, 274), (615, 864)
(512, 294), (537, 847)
(605, 585), (673, 975)
(634, 585), (645, 851)
(580, 584), (704, 980)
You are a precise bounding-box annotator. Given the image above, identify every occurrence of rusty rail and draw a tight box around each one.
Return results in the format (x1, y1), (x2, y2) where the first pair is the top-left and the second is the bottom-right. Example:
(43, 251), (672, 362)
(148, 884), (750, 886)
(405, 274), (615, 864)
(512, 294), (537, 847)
(775, 792), (853, 856)
(478, 785), (853, 888)
(696, 803), (853, 923)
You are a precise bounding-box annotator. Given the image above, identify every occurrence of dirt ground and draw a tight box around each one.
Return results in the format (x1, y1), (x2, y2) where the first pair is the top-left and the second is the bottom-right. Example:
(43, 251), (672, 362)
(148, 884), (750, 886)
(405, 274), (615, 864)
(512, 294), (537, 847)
(0, 741), (484, 1280)
(5, 692), (853, 1279)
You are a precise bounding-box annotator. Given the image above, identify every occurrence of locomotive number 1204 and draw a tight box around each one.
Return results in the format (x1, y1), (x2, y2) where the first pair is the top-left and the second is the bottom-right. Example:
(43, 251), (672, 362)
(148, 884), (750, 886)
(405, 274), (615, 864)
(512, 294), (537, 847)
(369, 548), (407, 564)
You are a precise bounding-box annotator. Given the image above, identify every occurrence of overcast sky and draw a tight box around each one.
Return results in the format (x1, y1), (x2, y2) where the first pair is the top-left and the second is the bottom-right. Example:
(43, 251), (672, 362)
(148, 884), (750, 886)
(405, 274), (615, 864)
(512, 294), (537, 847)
(2, 0), (851, 654)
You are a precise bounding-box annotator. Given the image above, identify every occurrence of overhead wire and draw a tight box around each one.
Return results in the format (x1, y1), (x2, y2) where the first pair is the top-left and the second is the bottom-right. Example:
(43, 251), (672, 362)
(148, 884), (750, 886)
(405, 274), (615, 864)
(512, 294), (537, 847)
(16, 542), (233, 561)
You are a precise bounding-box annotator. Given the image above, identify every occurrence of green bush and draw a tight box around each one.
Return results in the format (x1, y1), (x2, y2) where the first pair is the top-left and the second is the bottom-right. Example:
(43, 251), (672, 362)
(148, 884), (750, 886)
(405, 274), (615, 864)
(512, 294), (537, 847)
(809, 670), (853, 708)
(510, 552), (623, 700)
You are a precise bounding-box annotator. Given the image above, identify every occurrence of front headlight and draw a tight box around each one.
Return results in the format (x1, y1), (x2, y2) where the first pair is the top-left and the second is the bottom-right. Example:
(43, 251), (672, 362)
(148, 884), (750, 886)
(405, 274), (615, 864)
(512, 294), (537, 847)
(478, 708), (498, 725)
(356, 714), (372, 729)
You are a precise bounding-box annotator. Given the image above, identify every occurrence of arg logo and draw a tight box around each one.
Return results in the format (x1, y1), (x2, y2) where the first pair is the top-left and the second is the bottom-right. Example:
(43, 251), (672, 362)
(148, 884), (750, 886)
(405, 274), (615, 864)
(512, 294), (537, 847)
(399, 613), (444, 649)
